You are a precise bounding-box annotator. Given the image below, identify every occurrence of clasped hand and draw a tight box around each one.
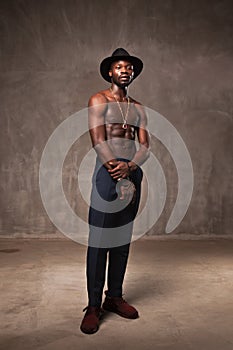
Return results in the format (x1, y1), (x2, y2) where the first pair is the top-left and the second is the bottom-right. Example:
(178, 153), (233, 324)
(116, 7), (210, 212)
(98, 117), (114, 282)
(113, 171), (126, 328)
(108, 161), (136, 202)
(108, 161), (129, 180)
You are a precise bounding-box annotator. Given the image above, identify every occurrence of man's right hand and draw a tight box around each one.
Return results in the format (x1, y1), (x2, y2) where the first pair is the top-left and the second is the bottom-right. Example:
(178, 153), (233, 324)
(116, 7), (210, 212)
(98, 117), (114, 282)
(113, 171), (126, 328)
(108, 161), (130, 180)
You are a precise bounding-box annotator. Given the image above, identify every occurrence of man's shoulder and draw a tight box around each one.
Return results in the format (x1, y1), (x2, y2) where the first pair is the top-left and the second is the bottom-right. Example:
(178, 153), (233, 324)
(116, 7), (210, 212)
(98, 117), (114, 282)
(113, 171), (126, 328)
(129, 96), (144, 111)
(130, 96), (142, 105)
(129, 97), (147, 119)
(88, 89), (109, 106)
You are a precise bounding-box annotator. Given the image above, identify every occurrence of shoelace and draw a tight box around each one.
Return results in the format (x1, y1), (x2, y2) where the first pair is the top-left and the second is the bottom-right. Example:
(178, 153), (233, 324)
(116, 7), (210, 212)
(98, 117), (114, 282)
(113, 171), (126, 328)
(83, 306), (99, 313)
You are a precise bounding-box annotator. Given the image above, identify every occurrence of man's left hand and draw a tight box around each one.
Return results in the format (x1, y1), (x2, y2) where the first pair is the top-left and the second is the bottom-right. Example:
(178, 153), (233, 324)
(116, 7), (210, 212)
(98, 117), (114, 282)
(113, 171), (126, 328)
(108, 161), (129, 180)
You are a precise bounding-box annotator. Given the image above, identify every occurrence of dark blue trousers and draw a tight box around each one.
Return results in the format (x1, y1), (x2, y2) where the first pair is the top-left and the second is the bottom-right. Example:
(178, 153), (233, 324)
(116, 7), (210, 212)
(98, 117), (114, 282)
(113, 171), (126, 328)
(86, 158), (143, 307)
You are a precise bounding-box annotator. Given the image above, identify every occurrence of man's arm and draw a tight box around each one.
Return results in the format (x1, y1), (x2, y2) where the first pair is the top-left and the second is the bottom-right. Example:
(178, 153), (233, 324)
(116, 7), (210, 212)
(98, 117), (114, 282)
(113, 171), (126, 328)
(128, 103), (150, 171)
(88, 93), (118, 170)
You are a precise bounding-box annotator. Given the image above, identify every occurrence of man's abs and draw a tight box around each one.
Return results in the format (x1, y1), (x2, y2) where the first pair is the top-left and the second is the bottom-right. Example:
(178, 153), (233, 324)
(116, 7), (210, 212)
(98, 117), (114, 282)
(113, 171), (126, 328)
(105, 123), (137, 159)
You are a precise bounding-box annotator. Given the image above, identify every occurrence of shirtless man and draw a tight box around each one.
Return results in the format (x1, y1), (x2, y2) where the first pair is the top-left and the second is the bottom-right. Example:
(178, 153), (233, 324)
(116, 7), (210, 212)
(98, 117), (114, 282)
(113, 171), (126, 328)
(80, 48), (150, 334)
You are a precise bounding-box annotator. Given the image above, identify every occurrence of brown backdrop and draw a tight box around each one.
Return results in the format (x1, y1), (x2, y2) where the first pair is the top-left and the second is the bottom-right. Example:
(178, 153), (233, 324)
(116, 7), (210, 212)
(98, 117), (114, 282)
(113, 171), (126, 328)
(0, 0), (232, 236)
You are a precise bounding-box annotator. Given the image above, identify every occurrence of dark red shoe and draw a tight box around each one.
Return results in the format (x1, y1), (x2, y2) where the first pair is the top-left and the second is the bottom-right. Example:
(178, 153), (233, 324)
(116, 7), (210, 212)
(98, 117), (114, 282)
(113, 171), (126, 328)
(80, 306), (104, 334)
(102, 291), (139, 319)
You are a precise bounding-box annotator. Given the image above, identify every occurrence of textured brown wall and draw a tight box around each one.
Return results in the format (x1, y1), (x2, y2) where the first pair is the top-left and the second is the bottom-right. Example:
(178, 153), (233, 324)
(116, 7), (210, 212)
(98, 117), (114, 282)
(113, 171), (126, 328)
(0, 0), (232, 236)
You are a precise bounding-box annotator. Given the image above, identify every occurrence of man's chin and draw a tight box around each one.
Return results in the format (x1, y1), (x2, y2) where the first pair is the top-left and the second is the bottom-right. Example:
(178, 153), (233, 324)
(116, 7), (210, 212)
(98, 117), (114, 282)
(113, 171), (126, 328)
(117, 80), (132, 88)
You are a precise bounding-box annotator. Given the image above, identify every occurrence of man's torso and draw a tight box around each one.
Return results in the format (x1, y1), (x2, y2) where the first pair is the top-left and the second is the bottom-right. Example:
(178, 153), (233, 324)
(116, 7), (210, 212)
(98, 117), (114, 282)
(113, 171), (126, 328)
(98, 89), (141, 160)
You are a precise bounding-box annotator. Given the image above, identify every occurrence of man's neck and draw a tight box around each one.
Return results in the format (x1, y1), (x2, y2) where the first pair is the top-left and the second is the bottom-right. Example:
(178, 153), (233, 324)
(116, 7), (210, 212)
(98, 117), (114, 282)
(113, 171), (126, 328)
(110, 84), (128, 100)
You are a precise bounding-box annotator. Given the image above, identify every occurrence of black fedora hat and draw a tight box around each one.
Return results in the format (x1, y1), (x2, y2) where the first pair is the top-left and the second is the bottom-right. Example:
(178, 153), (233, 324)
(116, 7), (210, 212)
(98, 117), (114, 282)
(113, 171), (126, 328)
(100, 48), (143, 83)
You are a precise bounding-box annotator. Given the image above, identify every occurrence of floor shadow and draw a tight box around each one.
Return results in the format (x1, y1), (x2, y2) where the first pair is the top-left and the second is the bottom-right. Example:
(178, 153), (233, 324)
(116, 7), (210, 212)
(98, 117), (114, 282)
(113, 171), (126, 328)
(124, 276), (173, 304)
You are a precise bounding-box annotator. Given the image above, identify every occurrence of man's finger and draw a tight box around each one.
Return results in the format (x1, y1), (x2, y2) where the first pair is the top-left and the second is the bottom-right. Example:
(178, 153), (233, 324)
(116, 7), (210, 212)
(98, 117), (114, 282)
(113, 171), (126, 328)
(108, 161), (120, 167)
(108, 167), (120, 173)
(112, 173), (121, 179)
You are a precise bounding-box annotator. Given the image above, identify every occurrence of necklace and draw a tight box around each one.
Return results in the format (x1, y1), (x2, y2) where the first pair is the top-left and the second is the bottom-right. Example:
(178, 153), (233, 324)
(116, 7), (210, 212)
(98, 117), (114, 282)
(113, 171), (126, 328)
(109, 87), (130, 129)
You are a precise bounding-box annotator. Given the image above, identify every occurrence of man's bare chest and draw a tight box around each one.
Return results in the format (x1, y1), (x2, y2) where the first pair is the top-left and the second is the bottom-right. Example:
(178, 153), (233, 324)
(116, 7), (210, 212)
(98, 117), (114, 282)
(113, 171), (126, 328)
(104, 102), (140, 127)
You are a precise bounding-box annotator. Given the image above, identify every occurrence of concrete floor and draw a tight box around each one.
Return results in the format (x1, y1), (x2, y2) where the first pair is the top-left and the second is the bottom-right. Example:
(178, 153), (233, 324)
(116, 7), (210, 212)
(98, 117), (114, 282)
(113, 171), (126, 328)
(0, 238), (233, 350)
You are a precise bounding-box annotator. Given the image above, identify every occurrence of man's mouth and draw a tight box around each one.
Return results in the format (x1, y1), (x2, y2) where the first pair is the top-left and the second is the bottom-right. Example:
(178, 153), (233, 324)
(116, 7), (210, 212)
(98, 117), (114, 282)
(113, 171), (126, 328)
(119, 76), (130, 81)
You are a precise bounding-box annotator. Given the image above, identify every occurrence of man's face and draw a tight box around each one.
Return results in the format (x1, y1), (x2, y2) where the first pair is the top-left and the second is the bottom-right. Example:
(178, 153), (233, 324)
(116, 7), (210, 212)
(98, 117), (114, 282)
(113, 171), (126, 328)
(109, 60), (134, 87)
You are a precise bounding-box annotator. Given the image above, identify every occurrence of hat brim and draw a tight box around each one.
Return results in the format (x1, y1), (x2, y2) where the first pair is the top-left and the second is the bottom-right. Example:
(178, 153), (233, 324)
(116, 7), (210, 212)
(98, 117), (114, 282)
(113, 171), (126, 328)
(100, 55), (143, 83)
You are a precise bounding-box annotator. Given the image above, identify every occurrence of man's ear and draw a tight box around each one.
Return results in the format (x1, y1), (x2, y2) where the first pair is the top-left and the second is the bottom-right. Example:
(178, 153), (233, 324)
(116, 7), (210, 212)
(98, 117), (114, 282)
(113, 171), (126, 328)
(109, 70), (112, 77)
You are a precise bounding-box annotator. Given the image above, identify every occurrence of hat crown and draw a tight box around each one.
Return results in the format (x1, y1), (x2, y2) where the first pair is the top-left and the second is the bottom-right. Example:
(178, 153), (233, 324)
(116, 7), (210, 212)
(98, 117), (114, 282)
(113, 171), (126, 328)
(111, 48), (130, 57)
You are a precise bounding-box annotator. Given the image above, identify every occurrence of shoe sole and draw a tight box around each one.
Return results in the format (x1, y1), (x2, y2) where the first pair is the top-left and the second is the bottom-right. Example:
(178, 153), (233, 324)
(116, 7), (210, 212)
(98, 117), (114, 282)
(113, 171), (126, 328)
(80, 325), (99, 334)
(80, 311), (104, 334)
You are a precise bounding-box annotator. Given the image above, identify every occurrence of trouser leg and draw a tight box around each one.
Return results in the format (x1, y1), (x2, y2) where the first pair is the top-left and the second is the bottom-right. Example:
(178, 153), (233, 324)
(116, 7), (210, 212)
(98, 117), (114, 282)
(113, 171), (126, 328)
(86, 158), (143, 303)
(107, 243), (130, 297)
(86, 246), (108, 307)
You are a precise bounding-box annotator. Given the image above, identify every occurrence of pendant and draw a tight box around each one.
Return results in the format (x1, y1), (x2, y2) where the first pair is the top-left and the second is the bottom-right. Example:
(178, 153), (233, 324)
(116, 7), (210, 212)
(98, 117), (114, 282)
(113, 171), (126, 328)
(122, 123), (127, 129)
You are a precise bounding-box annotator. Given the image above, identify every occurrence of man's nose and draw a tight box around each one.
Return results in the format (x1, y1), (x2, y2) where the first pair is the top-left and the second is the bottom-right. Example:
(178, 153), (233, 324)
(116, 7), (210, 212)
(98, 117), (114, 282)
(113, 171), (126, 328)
(121, 67), (129, 74)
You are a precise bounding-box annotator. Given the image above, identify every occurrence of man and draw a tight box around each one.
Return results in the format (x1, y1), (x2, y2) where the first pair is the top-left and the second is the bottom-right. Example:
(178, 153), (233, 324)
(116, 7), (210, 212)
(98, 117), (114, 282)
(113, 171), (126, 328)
(80, 48), (150, 334)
